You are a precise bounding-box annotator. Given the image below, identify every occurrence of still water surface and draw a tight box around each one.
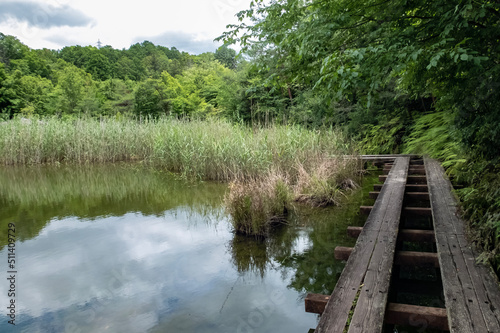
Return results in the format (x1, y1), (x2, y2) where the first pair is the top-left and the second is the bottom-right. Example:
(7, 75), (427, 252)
(0, 164), (374, 333)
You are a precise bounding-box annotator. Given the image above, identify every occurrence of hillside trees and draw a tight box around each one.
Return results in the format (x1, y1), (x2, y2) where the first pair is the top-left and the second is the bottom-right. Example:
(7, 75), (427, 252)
(0, 34), (245, 119)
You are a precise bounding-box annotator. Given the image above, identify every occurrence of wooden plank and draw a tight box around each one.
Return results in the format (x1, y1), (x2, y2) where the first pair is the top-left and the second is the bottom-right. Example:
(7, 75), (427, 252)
(395, 251), (439, 268)
(335, 247), (439, 267)
(334, 246), (353, 260)
(361, 154), (420, 160)
(383, 168), (426, 175)
(315, 157), (410, 333)
(362, 206), (432, 216)
(384, 164), (424, 168)
(380, 175), (427, 184)
(403, 207), (432, 216)
(347, 226), (363, 238)
(405, 192), (430, 201)
(305, 293), (330, 314)
(347, 227), (435, 243)
(374, 184), (428, 192)
(399, 229), (435, 243)
(349, 158), (409, 333)
(425, 157), (500, 333)
(385, 303), (449, 331)
(405, 184), (429, 192)
(360, 205), (373, 215)
(370, 191), (429, 201)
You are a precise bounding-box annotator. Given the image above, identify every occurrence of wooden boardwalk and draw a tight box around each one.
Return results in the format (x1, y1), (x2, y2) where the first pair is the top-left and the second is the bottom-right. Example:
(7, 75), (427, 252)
(425, 157), (500, 332)
(305, 155), (500, 332)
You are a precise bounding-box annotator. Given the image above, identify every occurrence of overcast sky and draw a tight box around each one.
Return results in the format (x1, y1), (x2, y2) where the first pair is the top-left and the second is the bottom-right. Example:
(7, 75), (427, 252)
(0, 0), (249, 54)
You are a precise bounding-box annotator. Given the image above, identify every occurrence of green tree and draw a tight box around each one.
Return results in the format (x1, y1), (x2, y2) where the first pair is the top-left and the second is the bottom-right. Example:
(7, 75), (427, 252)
(53, 62), (97, 115)
(0, 63), (15, 119)
(0, 33), (28, 67)
(143, 52), (170, 78)
(215, 45), (237, 69)
(17, 75), (55, 115)
(133, 78), (168, 117)
(85, 49), (112, 80)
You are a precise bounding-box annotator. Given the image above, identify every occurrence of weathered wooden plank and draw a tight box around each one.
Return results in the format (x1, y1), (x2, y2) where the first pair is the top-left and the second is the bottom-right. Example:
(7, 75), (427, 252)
(347, 226), (435, 243)
(347, 226), (363, 238)
(405, 191), (430, 201)
(305, 293), (330, 314)
(360, 205), (373, 215)
(361, 206), (431, 216)
(399, 229), (435, 243)
(380, 174), (427, 184)
(425, 157), (500, 333)
(426, 158), (478, 332)
(374, 184), (428, 192)
(403, 207), (432, 216)
(335, 247), (438, 267)
(347, 158), (409, 333)
(385, 303), (449, 331)
(383, 168), (426, 175)
(385, 164), (425, 169)
(370, 191), (429, 201)
(394, 251), (439, 268)
(361, 154), (420, 160)
(315, 157), (410, 333)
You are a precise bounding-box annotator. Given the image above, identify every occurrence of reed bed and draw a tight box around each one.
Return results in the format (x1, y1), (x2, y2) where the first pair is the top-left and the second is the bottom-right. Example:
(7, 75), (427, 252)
(0, 117), (355, 179)
(0, 116), (360, 236)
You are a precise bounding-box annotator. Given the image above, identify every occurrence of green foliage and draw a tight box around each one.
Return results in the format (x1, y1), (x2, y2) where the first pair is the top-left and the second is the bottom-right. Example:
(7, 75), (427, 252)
(53, 63), (98, 115)
(455, 162), (500, 273)
(215, 45), (237, 69)
(0, 63), (14, 119)
(0, 33), (28, 66)
(360, 118), (405, 155)
(404, 111), (465, 169)
(134, 78), (168, 117)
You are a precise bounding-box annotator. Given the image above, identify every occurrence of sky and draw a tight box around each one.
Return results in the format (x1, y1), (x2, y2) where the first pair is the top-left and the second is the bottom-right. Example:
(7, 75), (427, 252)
(0, 0), (250, 54)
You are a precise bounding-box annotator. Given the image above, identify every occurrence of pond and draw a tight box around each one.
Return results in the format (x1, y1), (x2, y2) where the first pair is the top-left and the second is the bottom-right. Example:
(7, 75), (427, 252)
(0, 164), (376, 333)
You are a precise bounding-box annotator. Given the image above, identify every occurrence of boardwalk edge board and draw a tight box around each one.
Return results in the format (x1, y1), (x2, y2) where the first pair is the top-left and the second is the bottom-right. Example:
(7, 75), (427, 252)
(313, 157), (410, 333)
(424, 157), (500, 333)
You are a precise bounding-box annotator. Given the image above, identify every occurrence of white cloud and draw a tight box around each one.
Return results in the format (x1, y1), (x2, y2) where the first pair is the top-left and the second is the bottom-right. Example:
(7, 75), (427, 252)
(0, 0), (249, 52)
(0, 1), (94, 28)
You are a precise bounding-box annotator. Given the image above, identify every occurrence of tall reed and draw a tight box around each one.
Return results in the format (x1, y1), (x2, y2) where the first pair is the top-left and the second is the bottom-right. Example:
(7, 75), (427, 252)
(0, 117), (355, 181)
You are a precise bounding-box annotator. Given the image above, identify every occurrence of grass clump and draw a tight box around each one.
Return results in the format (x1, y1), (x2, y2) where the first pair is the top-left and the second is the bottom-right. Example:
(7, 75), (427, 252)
(294, 156), (360, 207)
(224, 171), (294, 236)
(225, 155), (362, 237)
